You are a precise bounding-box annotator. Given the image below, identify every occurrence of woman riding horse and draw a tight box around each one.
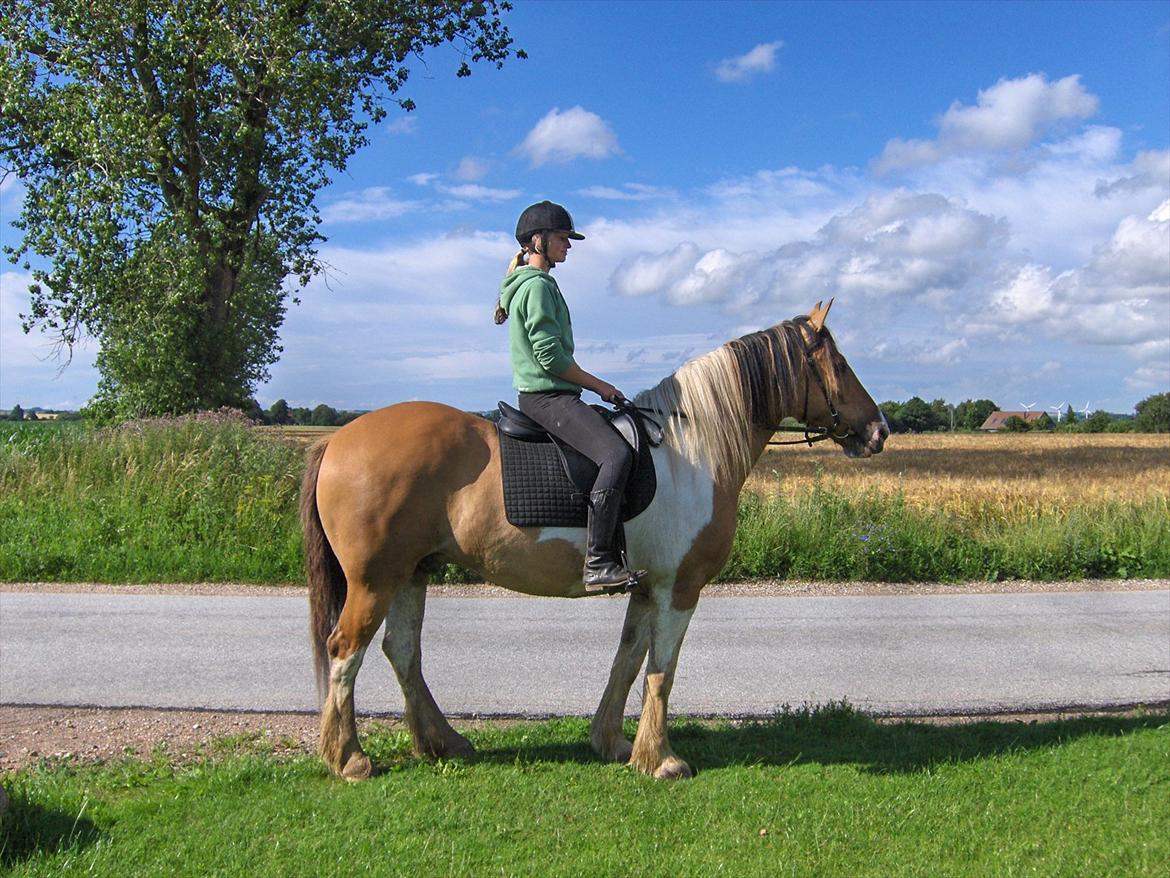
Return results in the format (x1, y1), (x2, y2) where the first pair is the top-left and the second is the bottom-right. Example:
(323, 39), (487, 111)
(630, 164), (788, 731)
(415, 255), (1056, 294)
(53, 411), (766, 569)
(303, 286), (889, 781)
(495, 200), (644, 592)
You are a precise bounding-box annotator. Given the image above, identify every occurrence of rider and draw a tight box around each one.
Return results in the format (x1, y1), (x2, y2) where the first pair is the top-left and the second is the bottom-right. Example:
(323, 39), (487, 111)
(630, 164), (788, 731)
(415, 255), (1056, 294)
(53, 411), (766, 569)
(495, 200), (644, 590)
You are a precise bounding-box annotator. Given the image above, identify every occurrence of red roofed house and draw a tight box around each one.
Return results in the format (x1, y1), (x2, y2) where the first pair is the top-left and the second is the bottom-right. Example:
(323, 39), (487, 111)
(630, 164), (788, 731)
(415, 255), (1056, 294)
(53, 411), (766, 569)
(979, 411), (1049, 431)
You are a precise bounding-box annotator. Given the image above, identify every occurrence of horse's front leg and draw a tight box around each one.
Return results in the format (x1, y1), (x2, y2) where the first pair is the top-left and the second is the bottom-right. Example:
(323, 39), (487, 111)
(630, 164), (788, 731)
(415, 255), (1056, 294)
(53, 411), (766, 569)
(381, 578), (476, 760)
(590, 589), (654, 762)
(629, 590), (696, 780)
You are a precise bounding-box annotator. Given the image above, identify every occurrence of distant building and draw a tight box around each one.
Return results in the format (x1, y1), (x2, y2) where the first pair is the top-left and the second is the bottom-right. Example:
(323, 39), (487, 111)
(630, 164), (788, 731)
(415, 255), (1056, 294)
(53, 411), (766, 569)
(979, 410), (1048, 431)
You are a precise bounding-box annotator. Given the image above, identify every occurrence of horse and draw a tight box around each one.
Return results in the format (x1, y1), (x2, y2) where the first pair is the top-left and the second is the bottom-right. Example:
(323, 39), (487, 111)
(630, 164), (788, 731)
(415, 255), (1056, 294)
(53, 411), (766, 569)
(301, 300), (888, 781)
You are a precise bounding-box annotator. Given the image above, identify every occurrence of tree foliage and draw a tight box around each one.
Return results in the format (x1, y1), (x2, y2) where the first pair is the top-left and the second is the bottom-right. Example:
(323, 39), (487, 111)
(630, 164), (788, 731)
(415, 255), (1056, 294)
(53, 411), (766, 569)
(1134, 392), (1169, 433)
(1, 0), (521, 420)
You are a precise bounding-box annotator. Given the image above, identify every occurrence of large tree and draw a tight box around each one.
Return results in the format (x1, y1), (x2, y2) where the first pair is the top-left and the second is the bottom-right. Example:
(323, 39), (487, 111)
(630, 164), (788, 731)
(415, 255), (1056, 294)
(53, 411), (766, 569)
(1134, 392), (1169, 433)
(1, 1), (520, 419)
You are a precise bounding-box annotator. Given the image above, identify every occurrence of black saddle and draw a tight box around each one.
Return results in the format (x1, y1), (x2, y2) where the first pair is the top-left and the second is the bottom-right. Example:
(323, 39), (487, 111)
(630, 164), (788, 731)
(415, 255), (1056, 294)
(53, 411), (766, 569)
(496, 401), (657, 528)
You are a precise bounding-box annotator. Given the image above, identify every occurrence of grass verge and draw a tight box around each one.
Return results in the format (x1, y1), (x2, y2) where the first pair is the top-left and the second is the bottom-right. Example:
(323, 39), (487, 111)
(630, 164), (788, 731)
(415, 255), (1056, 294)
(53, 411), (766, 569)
(1, 418), (1167, 583)
(2, 706), (1167, 876)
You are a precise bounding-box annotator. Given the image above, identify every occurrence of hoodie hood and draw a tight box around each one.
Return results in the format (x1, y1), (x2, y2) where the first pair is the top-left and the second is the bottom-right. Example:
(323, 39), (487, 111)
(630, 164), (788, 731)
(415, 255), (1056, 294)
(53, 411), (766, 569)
(499, 266), (548, 314)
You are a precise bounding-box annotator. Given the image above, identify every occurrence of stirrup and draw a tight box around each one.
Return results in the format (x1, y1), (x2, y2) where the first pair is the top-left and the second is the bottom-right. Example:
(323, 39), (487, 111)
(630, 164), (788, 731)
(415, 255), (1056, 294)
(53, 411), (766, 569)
(582, 567), (644, 597)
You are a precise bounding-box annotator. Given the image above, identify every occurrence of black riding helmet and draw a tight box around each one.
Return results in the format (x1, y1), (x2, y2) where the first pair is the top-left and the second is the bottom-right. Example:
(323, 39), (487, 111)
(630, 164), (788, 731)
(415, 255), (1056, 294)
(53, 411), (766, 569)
(515, 201), (585, 245)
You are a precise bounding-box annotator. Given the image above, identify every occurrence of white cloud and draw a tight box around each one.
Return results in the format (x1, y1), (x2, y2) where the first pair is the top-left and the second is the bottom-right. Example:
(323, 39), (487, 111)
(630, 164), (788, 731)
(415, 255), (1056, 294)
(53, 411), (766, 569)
(982, 201), (1169, 347)
(0, 271), (99, 408)
(407, 172), (440, 186)
(714, 41), (784, 83)
(320, 187), (418, 223)
(1095, 149), (1170, 198)
(453, 156), (491, 181)
(578, 183), (672, 201)
(437, 183), (521, 201)
(514, 106), (620, 167)
(875, 74), (1099, 172)
(386, 116), (418, 135)
(611, 190), (1007, 309)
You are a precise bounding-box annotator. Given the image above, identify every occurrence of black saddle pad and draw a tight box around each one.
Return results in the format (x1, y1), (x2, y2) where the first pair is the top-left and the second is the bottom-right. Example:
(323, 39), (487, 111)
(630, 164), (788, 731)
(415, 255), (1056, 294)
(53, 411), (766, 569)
(498, 413), (657, 528)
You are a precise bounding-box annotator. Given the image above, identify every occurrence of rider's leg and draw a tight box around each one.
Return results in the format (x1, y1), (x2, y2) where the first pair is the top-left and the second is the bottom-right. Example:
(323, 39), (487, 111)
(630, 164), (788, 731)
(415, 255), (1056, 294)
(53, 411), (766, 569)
(517, 391), (643, 587)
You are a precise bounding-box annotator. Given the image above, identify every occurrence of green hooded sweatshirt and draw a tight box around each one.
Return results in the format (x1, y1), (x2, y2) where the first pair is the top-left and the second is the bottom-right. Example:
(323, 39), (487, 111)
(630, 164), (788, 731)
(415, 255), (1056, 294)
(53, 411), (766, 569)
(499, 266), (579, 393)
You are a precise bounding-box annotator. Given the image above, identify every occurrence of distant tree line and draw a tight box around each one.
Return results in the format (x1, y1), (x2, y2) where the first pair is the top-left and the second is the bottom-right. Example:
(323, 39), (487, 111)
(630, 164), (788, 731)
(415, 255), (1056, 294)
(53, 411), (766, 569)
(5, 392), (1166, 433)
(878, 392), (1168, 434)
(245, 399), (366, 428)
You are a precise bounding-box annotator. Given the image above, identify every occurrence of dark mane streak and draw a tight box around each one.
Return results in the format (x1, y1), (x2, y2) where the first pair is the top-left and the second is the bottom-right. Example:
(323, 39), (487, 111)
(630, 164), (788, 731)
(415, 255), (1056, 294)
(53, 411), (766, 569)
(724, 317), (842, 428)
(633, 314), (844, 483)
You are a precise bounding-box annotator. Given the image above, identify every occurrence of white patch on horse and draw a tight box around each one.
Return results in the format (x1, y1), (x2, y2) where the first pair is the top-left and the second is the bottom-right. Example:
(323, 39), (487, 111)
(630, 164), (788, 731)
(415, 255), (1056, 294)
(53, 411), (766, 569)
(329, 646), (367, 699)
(624, 445), (715, 580)
(534, 526), (586, 552)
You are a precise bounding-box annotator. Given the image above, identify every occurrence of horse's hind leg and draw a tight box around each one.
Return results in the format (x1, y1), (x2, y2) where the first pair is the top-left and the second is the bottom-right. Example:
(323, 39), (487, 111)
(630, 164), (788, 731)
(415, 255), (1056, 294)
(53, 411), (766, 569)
(382, 577), (475, 760)
(320, 580), (394, 781)
(591, 591), (654, 762)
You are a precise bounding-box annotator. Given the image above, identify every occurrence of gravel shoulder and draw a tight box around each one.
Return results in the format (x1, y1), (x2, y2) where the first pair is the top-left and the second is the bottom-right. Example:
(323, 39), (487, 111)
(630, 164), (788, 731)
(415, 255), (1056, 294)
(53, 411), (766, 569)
(3, 578), (1167, 774)
(3, 577), (1167, 599)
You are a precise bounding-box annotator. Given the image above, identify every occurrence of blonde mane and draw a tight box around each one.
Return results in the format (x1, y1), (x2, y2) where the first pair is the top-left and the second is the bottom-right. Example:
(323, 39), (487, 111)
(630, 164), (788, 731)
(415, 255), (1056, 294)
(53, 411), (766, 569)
(633, 318), (841, 483)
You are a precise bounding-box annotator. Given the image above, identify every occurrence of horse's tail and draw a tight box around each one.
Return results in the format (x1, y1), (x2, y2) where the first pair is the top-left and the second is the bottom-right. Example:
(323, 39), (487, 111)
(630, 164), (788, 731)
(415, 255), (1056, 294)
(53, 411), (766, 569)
(300, 438), (346, 703)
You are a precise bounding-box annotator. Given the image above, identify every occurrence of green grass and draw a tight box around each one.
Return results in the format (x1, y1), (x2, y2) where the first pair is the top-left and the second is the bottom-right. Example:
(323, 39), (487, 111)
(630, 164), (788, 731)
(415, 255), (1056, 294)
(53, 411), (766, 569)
(0, 413), (303, 582)
(1, 417), (1167, 583)
(3, 707), (1167, 876)
(722, 488), (1170, 582)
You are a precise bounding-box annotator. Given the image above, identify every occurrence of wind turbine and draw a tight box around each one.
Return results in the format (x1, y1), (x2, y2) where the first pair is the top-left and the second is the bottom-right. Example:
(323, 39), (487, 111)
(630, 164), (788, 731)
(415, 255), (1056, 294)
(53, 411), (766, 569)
(1048, 402), (1067, 422)
(1020, 402), (1036, 413)
(1080, 401), (1092, 418)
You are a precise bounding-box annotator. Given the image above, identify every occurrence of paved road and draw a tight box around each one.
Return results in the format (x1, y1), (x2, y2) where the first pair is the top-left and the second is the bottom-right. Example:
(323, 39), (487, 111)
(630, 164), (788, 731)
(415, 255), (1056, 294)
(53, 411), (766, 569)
(1, 590), (1167, 716)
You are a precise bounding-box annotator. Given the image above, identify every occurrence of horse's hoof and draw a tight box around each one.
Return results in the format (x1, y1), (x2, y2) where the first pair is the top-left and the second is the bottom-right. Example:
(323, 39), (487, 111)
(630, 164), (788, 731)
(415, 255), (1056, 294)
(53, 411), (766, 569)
(340, 752), (373, 781)
(443, 734), (477, 760)
(653, 757), (693, 781)
(593, 736), (633, 763)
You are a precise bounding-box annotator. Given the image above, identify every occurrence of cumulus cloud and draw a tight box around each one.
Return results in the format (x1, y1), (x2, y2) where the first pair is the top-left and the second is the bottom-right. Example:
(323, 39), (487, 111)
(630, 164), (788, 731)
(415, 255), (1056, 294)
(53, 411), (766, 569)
(983, 200), (1170, 347)
(714, 41), (784, 83)
(1095, 149), (1170, 198)
(611, 190), (1008, 309)
(514, 106), (621, 166)
(875, 74), (1099, 172)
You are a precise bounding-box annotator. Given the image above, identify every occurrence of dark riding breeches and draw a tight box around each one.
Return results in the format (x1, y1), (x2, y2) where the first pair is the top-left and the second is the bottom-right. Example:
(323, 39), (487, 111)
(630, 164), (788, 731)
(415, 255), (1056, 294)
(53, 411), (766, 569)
(517, 391), (633, 494)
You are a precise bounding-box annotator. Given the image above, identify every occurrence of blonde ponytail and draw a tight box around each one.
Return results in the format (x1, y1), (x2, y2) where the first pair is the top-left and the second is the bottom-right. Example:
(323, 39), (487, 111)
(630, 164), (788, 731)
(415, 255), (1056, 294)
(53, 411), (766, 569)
(494, 248), (527, 324)
(505, 248), (526, 275)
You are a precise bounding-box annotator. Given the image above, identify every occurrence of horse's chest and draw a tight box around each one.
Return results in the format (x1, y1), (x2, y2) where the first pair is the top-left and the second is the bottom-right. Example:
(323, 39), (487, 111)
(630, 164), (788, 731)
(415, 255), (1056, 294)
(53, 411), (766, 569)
(624, 454), (715, 574)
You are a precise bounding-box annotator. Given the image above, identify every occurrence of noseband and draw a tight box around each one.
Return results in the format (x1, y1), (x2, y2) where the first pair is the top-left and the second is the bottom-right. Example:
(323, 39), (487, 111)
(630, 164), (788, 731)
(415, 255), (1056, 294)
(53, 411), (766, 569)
(765, 332), (855, 447)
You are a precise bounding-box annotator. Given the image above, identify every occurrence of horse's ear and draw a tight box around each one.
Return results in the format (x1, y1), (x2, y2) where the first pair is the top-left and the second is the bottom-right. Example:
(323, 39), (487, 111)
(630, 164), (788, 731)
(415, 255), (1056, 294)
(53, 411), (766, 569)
(808, 298), (834, 332)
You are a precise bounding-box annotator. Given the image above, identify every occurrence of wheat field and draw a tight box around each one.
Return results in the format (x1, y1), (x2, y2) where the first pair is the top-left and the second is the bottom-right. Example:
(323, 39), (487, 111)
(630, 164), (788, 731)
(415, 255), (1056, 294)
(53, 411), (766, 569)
(749, 433), (1170, 520)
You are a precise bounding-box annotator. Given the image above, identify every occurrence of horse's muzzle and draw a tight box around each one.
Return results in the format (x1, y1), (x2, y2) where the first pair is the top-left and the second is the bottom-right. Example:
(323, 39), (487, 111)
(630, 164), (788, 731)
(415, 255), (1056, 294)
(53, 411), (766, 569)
(842, 417), (889, 459)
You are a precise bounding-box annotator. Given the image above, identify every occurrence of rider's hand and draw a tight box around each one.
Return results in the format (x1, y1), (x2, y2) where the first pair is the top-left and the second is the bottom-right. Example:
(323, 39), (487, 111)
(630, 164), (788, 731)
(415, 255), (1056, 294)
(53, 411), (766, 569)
(597, 382), (624, 404)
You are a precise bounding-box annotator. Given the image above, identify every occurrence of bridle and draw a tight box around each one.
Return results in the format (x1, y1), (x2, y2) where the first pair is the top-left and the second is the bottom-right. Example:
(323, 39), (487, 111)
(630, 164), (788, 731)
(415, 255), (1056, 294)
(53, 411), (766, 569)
(763, 330), (855, 447)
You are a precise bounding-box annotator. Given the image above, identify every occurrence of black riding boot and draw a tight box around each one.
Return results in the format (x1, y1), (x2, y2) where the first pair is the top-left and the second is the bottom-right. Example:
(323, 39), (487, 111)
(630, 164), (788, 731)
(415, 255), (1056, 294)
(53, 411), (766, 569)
(583, 489), (645, 590)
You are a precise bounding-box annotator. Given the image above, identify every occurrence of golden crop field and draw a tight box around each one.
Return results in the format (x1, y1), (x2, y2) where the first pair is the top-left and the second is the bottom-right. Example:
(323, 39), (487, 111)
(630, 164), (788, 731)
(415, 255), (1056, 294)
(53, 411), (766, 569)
(750, 433), (1170, 519)
(259, 424), (1168, 520)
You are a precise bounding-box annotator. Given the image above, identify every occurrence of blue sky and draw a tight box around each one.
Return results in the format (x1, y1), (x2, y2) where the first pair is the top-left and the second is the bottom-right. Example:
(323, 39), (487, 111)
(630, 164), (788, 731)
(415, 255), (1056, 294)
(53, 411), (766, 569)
(2, 0), (1168, 416)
